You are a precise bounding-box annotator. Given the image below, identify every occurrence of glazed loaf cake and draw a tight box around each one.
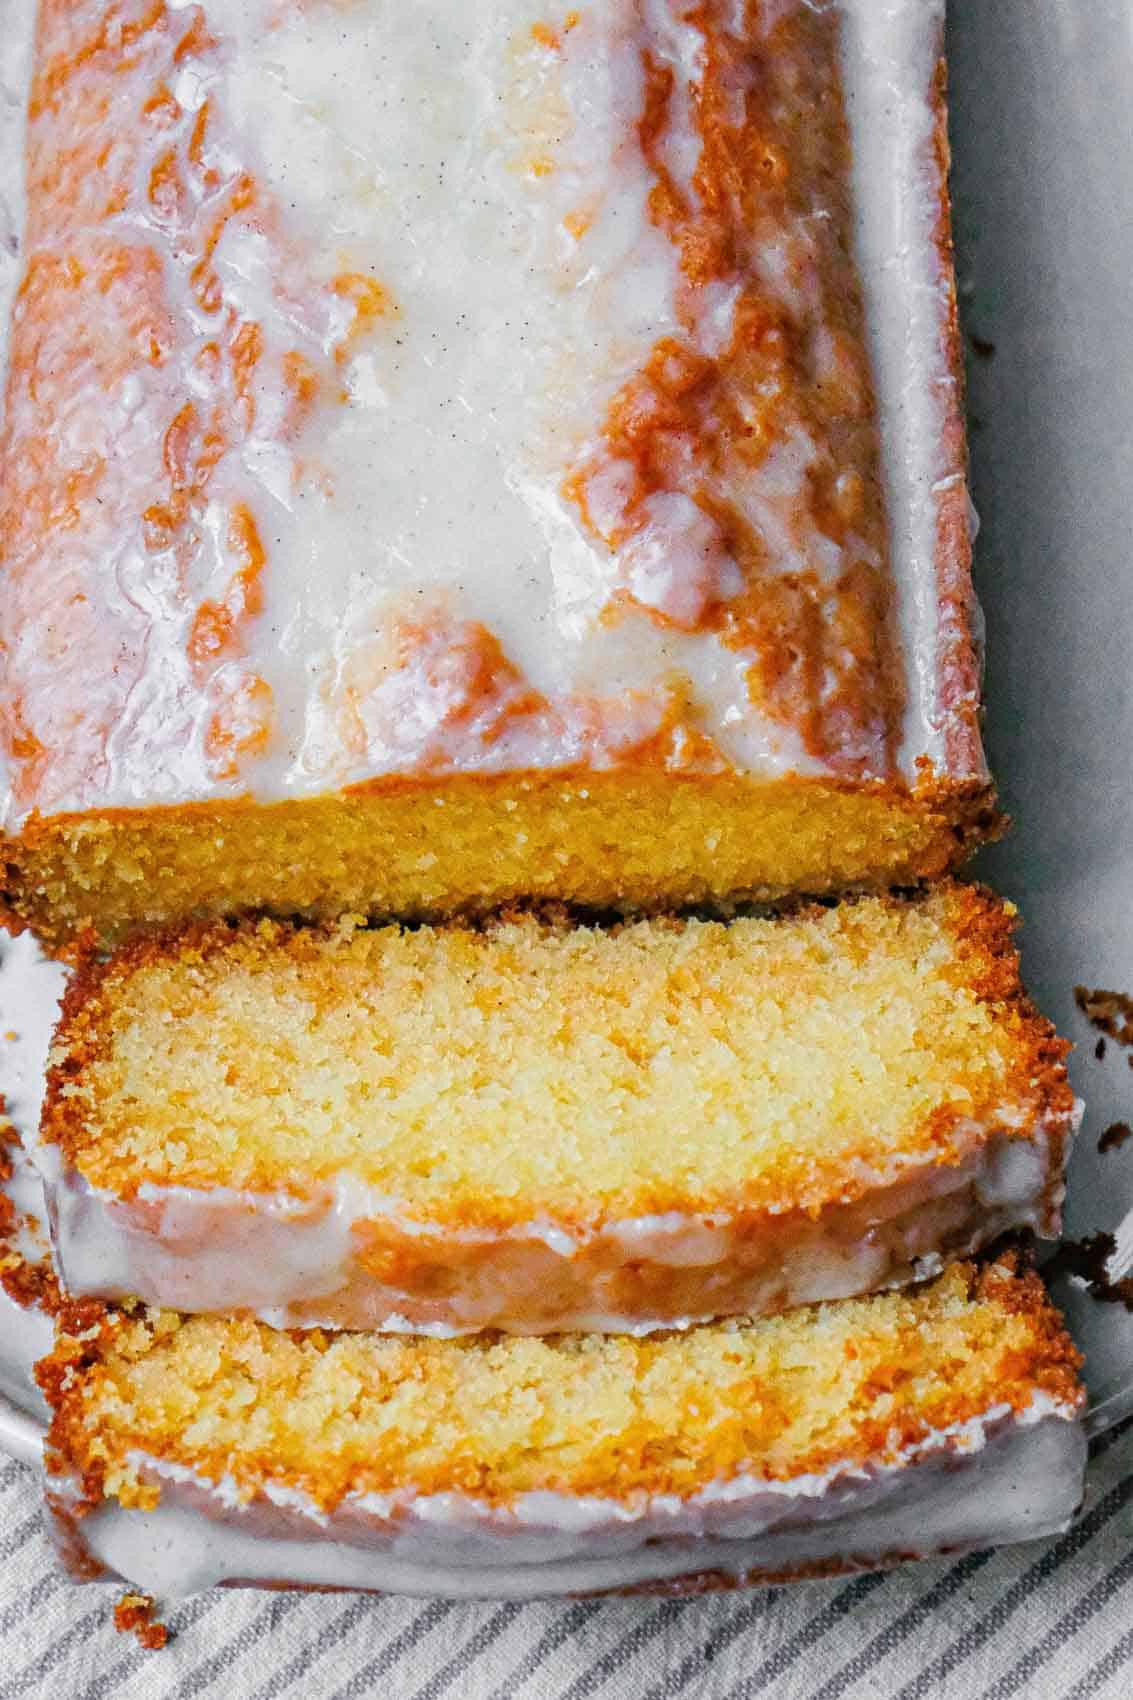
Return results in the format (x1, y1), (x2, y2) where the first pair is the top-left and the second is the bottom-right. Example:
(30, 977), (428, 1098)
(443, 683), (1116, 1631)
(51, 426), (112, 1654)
(40, 1259), (1087, 1598)
(1, 0), (992, 944)
(41, 885), (1077, 1334)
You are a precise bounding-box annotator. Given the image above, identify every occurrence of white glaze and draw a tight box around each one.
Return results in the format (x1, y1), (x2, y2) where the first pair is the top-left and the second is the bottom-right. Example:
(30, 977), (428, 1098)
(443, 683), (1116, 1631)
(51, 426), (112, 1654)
(841, 0), (965, 770)
(212, 0), (771, 781)
(0, 3), (31, 404)
(55, 1398), (1085, 1597)
(45, 1111), (1075, 1332)
(0, 931), (67, 1151)
(0, 0), (981, 827)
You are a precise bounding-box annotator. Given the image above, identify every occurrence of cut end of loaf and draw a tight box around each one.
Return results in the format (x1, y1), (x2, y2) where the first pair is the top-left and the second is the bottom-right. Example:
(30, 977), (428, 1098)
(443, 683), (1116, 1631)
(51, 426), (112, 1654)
(5, 771), (999, 950)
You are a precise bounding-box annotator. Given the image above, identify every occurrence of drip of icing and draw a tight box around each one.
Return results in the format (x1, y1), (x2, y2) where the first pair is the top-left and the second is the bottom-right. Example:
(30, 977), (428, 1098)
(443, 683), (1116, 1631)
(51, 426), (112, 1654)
(840, 0), (963, 770)
(44, 1113), (1074, 1332)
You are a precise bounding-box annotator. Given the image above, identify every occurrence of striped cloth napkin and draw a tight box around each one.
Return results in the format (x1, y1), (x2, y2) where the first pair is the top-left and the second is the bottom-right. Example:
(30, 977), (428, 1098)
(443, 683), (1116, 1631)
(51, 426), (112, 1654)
(1, 1418), (1130, 1700)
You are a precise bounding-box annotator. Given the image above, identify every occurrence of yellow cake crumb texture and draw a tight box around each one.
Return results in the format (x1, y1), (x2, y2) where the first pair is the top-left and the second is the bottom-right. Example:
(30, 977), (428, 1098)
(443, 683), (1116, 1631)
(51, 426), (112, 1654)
(39, 1260), (1082, 1516)
(43, 883), (1071, 1226)
(5, 770), (998, 949)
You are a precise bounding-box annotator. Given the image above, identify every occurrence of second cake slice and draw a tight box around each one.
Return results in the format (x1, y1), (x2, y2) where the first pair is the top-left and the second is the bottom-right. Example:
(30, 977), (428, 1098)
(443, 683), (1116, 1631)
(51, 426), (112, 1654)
(41, 884), (1077, 1333)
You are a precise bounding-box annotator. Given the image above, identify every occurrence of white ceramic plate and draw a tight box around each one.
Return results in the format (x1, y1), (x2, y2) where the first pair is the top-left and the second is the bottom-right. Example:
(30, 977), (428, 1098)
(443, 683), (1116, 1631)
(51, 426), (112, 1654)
(1, 0), (1132, 1478)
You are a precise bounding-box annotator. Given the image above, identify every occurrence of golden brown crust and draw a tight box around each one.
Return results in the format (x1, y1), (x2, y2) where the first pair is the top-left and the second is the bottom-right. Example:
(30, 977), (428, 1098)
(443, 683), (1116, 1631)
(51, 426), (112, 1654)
(39, 884), (1077, 1332)
(937, 883), (1076, 1134)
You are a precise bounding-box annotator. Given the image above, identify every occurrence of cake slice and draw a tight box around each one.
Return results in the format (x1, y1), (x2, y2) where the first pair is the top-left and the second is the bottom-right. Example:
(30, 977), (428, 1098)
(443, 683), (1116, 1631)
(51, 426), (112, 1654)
(2, 0), (992, 947)
(41, 885), (1077, 1334)
(39, 1259), (1087, 1598)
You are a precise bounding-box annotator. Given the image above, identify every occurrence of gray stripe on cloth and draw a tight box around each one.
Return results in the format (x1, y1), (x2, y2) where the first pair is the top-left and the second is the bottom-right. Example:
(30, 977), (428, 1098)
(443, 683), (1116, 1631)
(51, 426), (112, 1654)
(804, 1551), (996, 1700)
(407, 1602), (524, 1700)
(0, 1563), (65, 1640)
(482, 1602), (602, 1700)
(0, 1460), (25, 1495)
(976, 1536), (1133, 1700)
(632, 1591), (780, 1700)
(324, 1598), (458, 1700)
(165, 1590), (307, 1700)
(551, 1599), (687, 1700)
(0, 1601), (116, 1699)
(170, 1591), (445, 1700)
(0, 1510), (43, 1566)
(76, 1593), (223, 1700)
(246, 1595), (383, 1700)
(723, 1572), (891, 1699)
(1067, 1614), (1133, 1700)
(890, 1467), (1133, 1700)
(651, 1582), (842, 1700)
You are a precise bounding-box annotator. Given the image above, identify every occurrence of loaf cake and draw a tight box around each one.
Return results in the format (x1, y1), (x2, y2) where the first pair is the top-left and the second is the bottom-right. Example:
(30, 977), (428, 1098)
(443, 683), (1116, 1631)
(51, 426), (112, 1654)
(39, 1259), (1087, 1597)
(0, 0), (1091, 1614)
(1, 0), (993, 945)
(41, 885), (1077, 1334)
